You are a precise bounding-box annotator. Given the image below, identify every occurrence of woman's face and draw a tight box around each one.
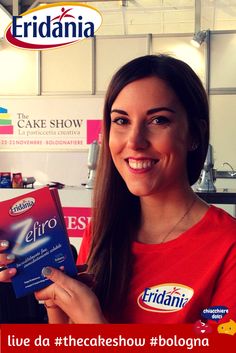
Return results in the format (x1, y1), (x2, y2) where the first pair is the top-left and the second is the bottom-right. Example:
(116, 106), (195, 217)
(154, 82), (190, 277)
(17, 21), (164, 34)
(109, 76), (192, 197)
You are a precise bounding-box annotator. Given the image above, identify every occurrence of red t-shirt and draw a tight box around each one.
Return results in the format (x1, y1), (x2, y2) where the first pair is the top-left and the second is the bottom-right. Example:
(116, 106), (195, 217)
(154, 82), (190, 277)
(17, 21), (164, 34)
(78, 206), (236, 324)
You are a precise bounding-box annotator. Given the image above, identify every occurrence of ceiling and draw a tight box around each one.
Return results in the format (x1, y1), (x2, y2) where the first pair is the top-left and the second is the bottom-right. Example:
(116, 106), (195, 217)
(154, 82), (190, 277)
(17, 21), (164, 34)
(0, 0), (236, 35)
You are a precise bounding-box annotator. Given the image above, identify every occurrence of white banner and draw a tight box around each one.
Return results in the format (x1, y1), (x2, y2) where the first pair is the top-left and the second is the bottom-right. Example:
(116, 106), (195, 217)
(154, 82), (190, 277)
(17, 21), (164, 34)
(0, 96), (103, 151)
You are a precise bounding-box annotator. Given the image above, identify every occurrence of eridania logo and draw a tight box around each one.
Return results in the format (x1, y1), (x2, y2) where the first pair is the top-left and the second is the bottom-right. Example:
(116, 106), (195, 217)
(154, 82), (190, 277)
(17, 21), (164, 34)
(138, 283), (194, 313)
(10, 197), (35, 216)
(5, 3), (102, 50)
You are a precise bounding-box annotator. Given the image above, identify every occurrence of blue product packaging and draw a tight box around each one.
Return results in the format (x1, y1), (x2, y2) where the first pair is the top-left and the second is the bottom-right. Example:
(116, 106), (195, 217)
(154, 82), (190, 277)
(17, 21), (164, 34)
(0, 172), (12, 188)
(0, 187), (78, 298)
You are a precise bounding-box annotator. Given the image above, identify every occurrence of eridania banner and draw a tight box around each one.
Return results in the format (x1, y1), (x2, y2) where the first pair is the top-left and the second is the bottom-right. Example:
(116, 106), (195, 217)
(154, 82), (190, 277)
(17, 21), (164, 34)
(5, 2), (102, 50)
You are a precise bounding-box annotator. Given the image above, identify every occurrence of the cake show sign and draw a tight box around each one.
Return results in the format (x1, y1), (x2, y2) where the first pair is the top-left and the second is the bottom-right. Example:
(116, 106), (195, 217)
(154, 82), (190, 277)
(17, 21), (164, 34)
(0, 98), (103, 151)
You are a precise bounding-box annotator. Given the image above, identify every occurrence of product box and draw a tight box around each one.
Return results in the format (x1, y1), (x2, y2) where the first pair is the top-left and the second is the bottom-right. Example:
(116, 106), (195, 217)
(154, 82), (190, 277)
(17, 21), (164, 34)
(12, 172), (23, 188)
(0, 187), (78, 298)
(0, 172), (12, 188)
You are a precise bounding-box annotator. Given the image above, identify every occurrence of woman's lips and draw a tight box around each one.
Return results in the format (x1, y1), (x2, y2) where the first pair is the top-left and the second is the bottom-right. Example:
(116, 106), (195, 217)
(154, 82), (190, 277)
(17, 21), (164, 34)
(125, 158), (159, 172)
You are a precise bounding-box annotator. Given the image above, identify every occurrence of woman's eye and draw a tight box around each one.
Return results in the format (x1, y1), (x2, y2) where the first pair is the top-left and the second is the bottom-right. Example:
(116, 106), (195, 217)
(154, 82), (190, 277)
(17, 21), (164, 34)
(111, 117), (129, 125)
(151, 116), (170, 125)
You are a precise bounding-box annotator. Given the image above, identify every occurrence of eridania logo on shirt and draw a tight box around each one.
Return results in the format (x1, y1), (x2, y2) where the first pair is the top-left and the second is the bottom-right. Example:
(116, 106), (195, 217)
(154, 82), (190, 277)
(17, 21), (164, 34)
(5, 3), (102, 50)
(138, 283), (194, 313)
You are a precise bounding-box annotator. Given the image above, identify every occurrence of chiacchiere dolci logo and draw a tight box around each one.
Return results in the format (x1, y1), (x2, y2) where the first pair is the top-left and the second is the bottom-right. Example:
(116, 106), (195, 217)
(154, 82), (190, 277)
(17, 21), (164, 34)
(5, 2), (102, 50)
(138, 283), (194, 313)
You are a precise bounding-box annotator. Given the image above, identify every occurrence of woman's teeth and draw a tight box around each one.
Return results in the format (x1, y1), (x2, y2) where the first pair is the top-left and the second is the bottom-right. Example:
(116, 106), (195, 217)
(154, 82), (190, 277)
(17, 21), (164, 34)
(128, 159), (156, 170)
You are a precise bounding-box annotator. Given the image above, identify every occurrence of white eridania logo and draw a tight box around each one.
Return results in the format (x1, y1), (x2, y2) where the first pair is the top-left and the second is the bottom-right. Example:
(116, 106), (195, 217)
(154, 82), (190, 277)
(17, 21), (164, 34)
(9, 197), (35, 216)
(138, 283), (194, 313)
(5, 3), (102, 50)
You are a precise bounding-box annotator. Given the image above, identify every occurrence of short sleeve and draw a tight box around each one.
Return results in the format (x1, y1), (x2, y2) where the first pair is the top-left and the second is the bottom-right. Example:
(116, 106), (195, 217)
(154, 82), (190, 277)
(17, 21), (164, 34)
(209, 242), (236, 323)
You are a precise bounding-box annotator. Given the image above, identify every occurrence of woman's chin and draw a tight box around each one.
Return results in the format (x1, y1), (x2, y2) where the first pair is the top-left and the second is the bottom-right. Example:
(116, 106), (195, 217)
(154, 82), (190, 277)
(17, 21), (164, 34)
(127, 184), (156, 198)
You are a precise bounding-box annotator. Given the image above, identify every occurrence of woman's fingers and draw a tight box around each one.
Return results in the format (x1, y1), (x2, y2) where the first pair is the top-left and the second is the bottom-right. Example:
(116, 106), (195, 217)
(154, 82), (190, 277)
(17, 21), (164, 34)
(41, 266), (83, 292)
(0, 241), (16, 282)
(0, 240), (16, 268)
(35, 267), (95, 304)
(0, 267), (17, 282)
(0, 253), (16, 267)
(35, 282), (69, 302)
(36, 267), (106, 323)
(0, 240), (10, 250)
(35, 267), (76, 303)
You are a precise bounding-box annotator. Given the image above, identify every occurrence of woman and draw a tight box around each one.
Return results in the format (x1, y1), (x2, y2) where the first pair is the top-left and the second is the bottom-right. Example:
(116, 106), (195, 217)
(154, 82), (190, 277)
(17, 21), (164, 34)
(1, 55), (236, 324)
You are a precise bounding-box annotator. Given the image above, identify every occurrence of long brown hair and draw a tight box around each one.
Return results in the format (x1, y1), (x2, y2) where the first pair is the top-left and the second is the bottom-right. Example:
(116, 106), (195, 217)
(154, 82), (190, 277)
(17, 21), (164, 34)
(87, 55), (209, 321)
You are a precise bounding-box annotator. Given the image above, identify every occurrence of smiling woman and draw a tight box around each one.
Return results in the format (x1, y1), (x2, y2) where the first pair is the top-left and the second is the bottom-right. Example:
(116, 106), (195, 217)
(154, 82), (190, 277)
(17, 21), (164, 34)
(82, 55), (236, 323)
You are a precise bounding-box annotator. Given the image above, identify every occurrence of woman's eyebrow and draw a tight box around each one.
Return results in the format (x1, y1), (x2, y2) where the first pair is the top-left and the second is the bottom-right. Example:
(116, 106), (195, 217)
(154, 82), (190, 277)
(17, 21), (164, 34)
(110, 109), (128, 115)
(147, 107), (176, 115)
(110, 107), (176, 115)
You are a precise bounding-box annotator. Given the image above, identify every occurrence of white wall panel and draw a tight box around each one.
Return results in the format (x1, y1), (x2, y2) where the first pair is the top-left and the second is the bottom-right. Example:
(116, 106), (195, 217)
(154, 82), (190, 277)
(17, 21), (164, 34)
(95, 36), (149, 92)
(41, 39), (93, 94)
(210, 94), (236, 170)
(210, 33), (236, 88)
(152, 36), (206, 84)
(0, 42), (38, 95)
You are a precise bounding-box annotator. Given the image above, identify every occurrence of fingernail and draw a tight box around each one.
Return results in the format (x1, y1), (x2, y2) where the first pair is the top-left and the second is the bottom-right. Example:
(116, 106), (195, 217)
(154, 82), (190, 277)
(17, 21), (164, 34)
(8, 268), (16, 275)
(0, 240), (9, 248)
(42, 266), (52, 277)
(6, 254), (15, 261)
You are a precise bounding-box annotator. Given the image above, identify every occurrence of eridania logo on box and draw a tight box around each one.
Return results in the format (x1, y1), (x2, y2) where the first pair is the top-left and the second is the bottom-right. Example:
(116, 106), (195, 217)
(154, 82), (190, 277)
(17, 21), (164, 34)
(5, 2), (102, 50)
(138, 283), (194, 313)
(10, 197), (35, 216)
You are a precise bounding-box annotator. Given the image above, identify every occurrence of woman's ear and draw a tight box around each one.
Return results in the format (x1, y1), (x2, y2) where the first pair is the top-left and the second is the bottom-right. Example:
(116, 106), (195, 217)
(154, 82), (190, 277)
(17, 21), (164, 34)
(187, 133), (199, 152)
(188, 119), (207, 152)
(199, 119), (207, 135)
(190, 141), (199, 151)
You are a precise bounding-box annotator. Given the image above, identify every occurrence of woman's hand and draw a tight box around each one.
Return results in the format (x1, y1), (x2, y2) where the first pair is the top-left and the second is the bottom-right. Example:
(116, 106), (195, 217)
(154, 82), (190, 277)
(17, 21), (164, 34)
(35, 266), (107, 324)
(0, 240), (17, 282)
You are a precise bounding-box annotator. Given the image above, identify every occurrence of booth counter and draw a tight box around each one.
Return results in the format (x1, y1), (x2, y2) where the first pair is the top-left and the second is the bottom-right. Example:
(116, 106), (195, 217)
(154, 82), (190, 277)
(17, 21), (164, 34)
(0, 185), (235, 256)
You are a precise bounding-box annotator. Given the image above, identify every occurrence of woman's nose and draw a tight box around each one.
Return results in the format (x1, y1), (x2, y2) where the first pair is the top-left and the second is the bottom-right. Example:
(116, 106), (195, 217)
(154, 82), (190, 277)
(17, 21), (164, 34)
(127, 126), (149, 150)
